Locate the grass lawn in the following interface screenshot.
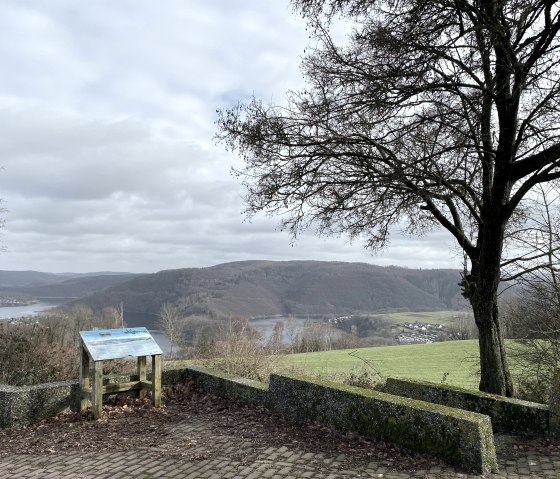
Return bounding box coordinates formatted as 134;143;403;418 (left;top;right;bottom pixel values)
288;340;483;389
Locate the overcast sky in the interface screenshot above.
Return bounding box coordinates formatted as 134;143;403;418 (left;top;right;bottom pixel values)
0;0;459;274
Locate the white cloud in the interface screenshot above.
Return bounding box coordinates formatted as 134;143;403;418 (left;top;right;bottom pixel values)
0;0;462;273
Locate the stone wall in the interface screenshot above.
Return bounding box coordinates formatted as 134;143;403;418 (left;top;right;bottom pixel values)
381;377;550;434
0;369;188;428
187;366;498;474
0;380;80;428
0;366;502;473
270;374;497;474
185;365;268;406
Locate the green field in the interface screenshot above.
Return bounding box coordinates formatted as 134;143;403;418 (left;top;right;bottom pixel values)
288;340;484;389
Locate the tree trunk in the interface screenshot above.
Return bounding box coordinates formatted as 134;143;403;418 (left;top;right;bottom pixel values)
463;214;515;397
471;290;514;396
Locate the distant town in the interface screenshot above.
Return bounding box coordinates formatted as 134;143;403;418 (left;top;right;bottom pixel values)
330;315;450;345
396;321;446;344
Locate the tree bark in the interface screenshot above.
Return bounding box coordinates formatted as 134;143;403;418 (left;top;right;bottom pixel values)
471;290;514;396
465;215;515;396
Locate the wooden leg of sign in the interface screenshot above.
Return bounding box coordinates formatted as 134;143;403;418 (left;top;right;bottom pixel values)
79;346;90;411
92;361;103;420
137;355;147;399
152;354;162;407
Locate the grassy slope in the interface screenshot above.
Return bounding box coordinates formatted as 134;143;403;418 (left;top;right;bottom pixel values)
288;340;483;389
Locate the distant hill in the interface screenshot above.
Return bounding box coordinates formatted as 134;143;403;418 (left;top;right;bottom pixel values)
0;270;67;288
0;272;138;299
70;261;466;327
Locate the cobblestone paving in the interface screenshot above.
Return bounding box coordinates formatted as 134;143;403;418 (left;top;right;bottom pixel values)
1;415;559;478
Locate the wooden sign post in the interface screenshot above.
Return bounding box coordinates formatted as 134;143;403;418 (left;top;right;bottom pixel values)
79;327;163;419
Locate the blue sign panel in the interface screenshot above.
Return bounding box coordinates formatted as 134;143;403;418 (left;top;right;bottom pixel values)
80;327;163;361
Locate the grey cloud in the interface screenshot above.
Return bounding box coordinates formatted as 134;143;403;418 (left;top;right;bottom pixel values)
0;1;461;273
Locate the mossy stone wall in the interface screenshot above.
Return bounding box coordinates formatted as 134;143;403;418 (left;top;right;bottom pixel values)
0;380;80;428
267;373;497;475
382;377;549;434
186;365;269;406
548;369;560;435
1;366;500;473
0;368;188;428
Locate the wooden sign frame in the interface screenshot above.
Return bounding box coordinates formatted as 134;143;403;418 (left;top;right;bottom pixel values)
79;327;163;419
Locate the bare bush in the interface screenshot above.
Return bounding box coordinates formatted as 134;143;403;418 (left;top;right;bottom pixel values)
342;367;383;390
158;302;185;358
291;320;339;353
0;304;127;386
447;316;479;341
266;320;286;354
204;316;283;382
177;315;220;359
501;283;560;402
341;350;384;390
0;321;79;386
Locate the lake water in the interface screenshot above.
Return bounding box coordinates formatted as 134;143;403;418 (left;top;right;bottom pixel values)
249;316;308;343
0;301;62;319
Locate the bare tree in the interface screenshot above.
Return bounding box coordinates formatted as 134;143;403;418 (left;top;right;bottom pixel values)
217;1;560;395
158;302;184;357
292;320;337;352
267;319;286;353
503;184;560;290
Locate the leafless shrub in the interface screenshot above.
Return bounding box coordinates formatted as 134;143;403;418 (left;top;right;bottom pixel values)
340;350;384;390
0;321;79;386
202;316;284;382
158;302;185;358
266;320;286;354
342;367;383;390
0;304;128;386
447;316;479;341
291;320;339;353
501;282;560;402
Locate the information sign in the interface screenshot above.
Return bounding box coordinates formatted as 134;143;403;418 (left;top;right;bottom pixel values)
80;327;163;361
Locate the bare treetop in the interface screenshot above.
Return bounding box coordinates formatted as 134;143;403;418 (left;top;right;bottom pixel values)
217;1;560;395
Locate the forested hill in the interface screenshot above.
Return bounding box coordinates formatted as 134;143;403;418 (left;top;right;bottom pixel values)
0;272;138;298
73;261;465;320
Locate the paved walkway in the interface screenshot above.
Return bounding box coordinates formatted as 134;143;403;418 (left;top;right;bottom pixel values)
1;382;559;478
2;418;560;478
